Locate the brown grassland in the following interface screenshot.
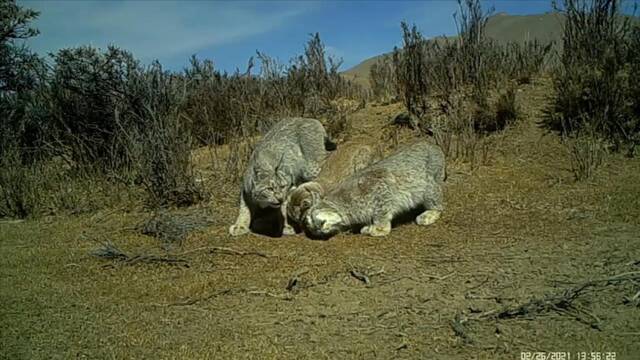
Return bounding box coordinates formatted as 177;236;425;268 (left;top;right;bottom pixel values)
2;77;640;359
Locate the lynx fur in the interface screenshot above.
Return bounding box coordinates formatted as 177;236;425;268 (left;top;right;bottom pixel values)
287;142;376;227
303;140;445;238
229;118;336;236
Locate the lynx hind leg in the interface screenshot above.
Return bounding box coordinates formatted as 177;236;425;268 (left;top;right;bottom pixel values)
229;192;251;236
361;213;393;237
416;182;443;226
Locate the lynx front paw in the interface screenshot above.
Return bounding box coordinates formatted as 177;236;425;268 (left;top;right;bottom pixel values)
416;210;441;226
361;224;391;237
282;224;296;236
229;223;250;236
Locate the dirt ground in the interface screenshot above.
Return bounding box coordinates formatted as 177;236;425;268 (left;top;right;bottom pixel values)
2;78;639;359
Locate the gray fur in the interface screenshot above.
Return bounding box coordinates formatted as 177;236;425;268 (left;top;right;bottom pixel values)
303;140;445;238
286;142;376;227
229;118;334;236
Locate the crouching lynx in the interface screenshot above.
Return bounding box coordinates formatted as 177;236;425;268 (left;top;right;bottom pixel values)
303;141;445;238
229;118;336;236
287;142;376;229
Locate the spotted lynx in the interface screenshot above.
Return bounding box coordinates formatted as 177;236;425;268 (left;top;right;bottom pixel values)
286;142;376;229
229;118;336;236
303;141;445;238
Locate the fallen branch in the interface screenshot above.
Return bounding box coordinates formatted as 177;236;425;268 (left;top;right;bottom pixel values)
91;240;189;268
350;269;370;285
472;271;640;329
349;267;385;285
177;246;271;258
248;290;293;300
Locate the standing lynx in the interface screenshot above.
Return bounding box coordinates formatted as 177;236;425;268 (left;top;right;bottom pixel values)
303;140;445;238
229;118;336;236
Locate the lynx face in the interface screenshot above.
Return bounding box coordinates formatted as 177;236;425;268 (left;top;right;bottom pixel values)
286;182;324;224
303;203;343;238
253;169;291;209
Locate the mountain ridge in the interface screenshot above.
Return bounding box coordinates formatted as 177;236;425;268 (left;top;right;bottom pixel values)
341;12;565;87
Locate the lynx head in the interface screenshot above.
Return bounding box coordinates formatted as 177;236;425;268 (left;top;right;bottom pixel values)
303;201;344;239
286;182;324;223
252;155;292;209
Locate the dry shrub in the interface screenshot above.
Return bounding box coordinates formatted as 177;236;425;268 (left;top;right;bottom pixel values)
369;56;396;103
383;0;539;168
0;146;41;218
568;130;607;181
475;85;521;133
546;0;638;151
393;22;430;120
432;96;493;169
133;107;207;208
1;1;369;217
0;144;131;218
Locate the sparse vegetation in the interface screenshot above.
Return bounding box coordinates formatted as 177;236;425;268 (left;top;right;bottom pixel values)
392;22;431;120
544;0;639;179
369;55;395;103
0;1;366;215
377;0;547;165
568;128;608;181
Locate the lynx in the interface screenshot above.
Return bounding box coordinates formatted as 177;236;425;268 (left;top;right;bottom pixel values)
303;141;445;238
286;142;376;228
229;118;336;236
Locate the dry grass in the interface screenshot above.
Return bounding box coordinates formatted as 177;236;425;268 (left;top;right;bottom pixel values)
2;77;640;359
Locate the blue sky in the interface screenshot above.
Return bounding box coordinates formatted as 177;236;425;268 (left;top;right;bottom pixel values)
21;1;555;73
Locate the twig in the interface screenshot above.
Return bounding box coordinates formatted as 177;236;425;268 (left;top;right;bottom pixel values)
91;239;188;267
450;313;473;344
423;271;456;281
465;293;515;301
177;246;271;258
350;269;370;285
471;271;640;328
287;268;310;291
248;290;293;300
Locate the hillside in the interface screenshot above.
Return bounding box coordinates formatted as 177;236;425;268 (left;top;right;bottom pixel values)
342;12;565;87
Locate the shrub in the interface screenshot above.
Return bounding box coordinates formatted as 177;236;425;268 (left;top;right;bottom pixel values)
0;0;49;161
546;0;638;150
370;56;396;103
136;108;207;207
0;145;40;218
500;40;553;84
487;85;520;132
48;46;142;165
568;129;607;181
393;22;430;119
1;1;368;215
